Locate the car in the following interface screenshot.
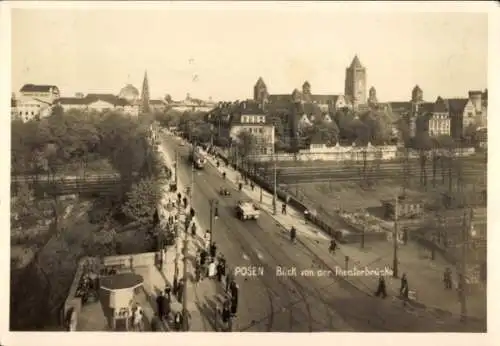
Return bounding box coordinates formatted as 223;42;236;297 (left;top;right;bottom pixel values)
220;187;231;196
235;200;260;220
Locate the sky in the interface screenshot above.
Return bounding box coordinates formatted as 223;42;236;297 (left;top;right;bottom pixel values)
10;3;488;102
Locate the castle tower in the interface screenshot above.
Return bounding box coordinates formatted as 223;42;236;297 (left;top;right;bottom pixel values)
411;85;423;104
344;55;367;108
368;86;378;104
302;81;311;102
141;70;150;114
253;77;269;103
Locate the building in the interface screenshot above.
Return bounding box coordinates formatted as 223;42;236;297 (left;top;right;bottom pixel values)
11;97;19;120
13;84;61;122
253;55;366;113
344;55;367;108
427;97;451;136
19;84;60;104
15;95;53;122
149;99;168;112
58;94;89;112
56;92;140;116
448;98;475;139
229;101;275;155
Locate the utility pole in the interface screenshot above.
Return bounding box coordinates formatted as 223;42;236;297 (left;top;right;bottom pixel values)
173;193;182;295
175;150;179;191
190;161;195;201
459;207;472;323
182;221;189;331
393;195;399;278
209;199;217;246
272;152;277;215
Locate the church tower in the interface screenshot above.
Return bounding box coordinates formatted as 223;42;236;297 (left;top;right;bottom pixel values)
368;86;378;104
344;55;367;109
253;77;269;103
141;70;150;114
302;81;311;102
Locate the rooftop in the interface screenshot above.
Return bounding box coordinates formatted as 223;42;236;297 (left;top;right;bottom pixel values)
20;84;59;93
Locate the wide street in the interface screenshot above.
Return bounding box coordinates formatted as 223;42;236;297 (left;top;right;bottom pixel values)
160;134;473;332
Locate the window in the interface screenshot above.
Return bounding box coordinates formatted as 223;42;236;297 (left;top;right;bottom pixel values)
259;128;263;134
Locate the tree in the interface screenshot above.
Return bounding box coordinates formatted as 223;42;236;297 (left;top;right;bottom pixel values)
11;183;41;229
236;130;258;170
122;178;162;225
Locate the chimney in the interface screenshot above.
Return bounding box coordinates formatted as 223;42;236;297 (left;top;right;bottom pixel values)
468;90;482;113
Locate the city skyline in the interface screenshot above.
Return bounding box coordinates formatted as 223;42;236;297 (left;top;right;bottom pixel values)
11;4;488;102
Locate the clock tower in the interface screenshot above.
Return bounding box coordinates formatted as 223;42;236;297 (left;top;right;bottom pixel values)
344;55;367;108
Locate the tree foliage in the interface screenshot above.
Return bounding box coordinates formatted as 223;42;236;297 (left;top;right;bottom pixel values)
11;109;156;181
122;178;162;225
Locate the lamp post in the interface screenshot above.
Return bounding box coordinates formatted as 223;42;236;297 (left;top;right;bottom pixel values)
393;195;399;278
209;199;218;246
272;152;277;215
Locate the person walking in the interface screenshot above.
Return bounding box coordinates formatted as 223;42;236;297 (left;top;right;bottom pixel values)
216;261;223;282
151;313;162;331
156;292;165;321
132;304;144;331
290;226;296;243
444;268;453;290
225;267;234;293
210;242;217;259
177;278;184;303
250;181;255;191
208;260;216;279
282;203;287;215
400;273;409;300
174;311;183;331
329;239;337;254
182;196;188;209
375;276;387;298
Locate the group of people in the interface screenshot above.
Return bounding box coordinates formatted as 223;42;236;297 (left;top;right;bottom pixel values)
153;284;189;331
374;273;410;301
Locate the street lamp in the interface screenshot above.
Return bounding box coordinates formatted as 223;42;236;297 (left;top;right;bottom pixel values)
272;151;277;215
209;199;219;246
392;195;399;278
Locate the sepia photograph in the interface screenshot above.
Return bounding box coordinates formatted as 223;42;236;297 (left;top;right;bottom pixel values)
3;1;495;341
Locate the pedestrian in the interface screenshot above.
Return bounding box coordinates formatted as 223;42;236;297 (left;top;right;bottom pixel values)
216;160;220;168
290;226;296;243
177;192;182;204
156;291;165;320
210;242;217;259
329;239;337;254
221;302;232;332
400;273;409;300
238;182;243;191
444;268;453;290
208;260;216;279
204;229;211;247
191;222;197;236
174;311;183;331
151;313;162;331
183;196;188;209
230;289;239;316
304;209;309;224
177;278;184;303
163;290;171;320
222;171;226;180
375;276;387;298
165;285;172;300
195;261;201;282
216;262;223;282
225;267;233;292
282;203;287;215
132;304;144;331
250;181;255;191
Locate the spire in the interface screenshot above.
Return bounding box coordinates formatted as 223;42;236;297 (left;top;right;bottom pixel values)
255;77;266;87
141;70;150;114
350;55;363;69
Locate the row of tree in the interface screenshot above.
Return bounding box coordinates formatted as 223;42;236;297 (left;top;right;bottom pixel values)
12;106;164;226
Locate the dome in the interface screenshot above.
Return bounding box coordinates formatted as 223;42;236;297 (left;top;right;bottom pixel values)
119;84;140;102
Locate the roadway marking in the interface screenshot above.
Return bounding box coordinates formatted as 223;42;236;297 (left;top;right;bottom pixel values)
256;251;264;260
242;253;250;261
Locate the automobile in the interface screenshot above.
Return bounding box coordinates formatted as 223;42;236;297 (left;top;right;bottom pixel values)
235;200;260;220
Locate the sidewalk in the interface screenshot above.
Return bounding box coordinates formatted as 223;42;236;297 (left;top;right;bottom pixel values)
204;149;486;322
147;144;221;331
